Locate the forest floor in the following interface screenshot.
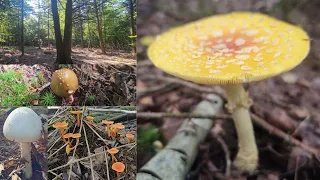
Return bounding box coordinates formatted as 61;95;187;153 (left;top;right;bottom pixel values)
47;106;137;180
0;107;47;180
0;47;136;106
137;0;320;179
0;46;136;66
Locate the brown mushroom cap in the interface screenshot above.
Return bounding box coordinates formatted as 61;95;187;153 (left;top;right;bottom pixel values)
107;147;119;154
50;68;79;97
112;162;125;173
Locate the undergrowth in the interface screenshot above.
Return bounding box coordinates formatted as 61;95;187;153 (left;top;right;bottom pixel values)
0;70;55;106
0;70;37;106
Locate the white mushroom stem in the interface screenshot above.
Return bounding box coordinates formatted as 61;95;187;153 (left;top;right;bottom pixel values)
21;142;32;179
224;84;258;173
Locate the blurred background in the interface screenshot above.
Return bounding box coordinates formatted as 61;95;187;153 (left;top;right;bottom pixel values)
137;0;320;179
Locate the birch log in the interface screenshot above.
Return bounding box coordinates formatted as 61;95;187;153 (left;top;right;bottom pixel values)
137;94;224;180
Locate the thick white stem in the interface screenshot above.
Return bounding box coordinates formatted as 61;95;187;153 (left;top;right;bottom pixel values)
224;84;258;173
21;142;32;179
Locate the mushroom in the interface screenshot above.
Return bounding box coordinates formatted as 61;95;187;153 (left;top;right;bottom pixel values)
86;116;94;124
102;120;114;137
71;133;81;147
70;110;82;126
126;133;134;144
147;12;310;173
64;133;81;155
63;133;74;146
110;123;125;138
50;68;78;104
112;162;125;180
53;121;68;142
107;147;119;164
3;107;43;179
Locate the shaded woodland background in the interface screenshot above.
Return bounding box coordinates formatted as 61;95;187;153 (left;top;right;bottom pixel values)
137;0;320;179
0;0;136;64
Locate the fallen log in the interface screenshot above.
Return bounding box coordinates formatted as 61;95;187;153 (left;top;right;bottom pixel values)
136;94;224;180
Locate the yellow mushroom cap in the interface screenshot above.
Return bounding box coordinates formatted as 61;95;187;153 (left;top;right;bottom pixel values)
50;68;79;97
53;121;68;129
148;12;310;84
112;162;125;173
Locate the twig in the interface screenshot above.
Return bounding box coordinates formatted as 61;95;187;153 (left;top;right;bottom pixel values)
139;75;225;97
37;82;50;93
83;120;95;180
48;143;132;173
251;114;320;157
104;147;110;180
137;112;231;120
137;83;179;99
86;108;136;114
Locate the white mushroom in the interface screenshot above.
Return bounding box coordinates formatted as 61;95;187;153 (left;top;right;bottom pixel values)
3;107;43;179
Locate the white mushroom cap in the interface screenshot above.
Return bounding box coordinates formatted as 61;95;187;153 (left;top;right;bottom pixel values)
3;107;42;143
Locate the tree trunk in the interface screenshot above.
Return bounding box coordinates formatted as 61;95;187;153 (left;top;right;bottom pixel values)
62;0;73;63
51;0;73;64
93;0;106;54
51;0;63;63
128;0;136;53
47;7;50;49
20;0;24;55
37;0;41;49
79;6;84;48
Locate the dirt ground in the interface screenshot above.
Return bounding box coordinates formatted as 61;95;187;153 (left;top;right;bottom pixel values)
47;106;137;180
0;47;136;66
0;107;48;180
137;0;320;179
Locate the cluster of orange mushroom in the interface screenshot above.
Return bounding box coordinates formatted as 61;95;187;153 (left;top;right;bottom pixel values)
101;120;135;179
53;110;134;179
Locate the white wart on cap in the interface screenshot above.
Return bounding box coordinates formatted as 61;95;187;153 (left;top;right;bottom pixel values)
3;107;42;142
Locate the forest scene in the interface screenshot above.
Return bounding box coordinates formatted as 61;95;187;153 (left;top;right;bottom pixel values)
137;0;320;180
0;0;136;64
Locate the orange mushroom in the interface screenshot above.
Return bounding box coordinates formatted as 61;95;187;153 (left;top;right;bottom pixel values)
53;121;68;142
107;148;119;164
70;110;82;126
102;120;114;137
66;144;73;155
63;133;74;146
126;133;134;144
71;133;81;147
86;116;94;124
111;123;125;137
112;162;125;180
